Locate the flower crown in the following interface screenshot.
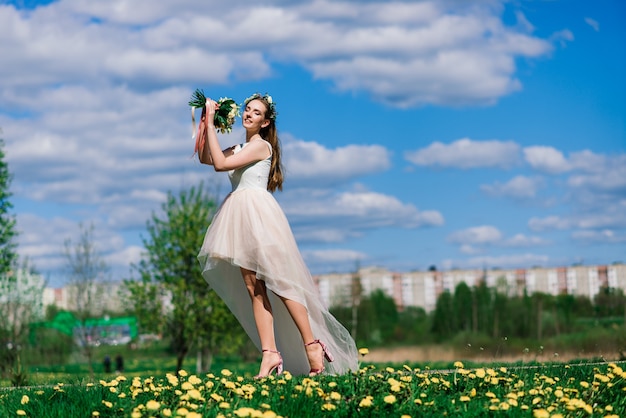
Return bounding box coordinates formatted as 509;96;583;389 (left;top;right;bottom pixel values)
243;93;277;122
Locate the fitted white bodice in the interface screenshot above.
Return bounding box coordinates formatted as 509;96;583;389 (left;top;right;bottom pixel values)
228;140;272;192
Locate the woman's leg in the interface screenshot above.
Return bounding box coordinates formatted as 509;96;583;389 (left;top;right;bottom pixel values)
279;297;324;372
240;267;281;376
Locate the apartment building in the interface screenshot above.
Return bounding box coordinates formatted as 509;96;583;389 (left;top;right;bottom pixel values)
313;263;626;313
37;264;626;315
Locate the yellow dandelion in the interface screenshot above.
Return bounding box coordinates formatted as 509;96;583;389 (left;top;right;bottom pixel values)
188;375;202;385
234;408;251;417
187;413;202;418
181;381;194;390
580;381;590;388
262;411;277;418
459;396;470;402
453;361;464;368
211;393;225;402
109;387;117;393
131;412;141;418
146;400;160;411
384;394;397;404
359;348;369;356
533;409;549;418
166;373;179;386
16;411;26;416
20;395;29;405
102;400;113;408
92;412;100;417
188;389;203;400
475;368;486;378
179;369;188;377
219;402;231;409
330;391;341;401
163;408;172;417
470;388;476;397
176;408;190;416
221;369;233;377
359;396;373;407
322;403;336;411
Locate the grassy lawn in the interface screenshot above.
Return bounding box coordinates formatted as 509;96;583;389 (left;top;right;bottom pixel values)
1;351;624;417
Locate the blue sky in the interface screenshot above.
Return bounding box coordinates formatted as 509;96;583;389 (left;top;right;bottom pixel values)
0;0;624;287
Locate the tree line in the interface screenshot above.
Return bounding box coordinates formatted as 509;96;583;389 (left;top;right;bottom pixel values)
331;279;626;354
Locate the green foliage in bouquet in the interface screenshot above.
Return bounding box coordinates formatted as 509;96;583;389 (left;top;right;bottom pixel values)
189;89;240;134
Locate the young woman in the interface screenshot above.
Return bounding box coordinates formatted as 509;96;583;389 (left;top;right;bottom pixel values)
197;93;358;377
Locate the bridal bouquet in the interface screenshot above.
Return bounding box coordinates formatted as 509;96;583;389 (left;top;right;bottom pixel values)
189;89;240;134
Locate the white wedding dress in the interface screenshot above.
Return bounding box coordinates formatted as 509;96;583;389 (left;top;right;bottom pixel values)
198;139;358;375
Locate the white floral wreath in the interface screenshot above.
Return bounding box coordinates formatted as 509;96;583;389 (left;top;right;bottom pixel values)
243;93;277;122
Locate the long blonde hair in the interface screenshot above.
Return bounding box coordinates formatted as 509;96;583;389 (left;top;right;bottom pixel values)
255;97;283;192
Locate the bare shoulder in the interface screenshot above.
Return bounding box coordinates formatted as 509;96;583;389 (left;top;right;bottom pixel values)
250;137;272;155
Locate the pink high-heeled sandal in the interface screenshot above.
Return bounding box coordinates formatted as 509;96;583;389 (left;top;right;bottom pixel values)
254;349;283;379
305;339;334;376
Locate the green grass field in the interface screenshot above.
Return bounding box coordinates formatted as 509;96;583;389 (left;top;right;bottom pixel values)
1;353;624;418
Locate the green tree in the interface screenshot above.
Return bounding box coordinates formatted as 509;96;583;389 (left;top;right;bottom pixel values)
0;138;17;276
125;183;246;373
473;282;493;334
63;223;110;377
0;137;28;379
431;290;456;340
453;282;472;332
0;259;45;380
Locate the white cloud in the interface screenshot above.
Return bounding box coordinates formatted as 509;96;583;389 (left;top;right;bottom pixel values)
303;249;366;264
481;175;544;199
405;138;521;169
448;225;503;245
450;227;549;250
302;248;368;274
0;0;558;107
523;146;570;174
568;154;626;194
584;17;600;32
283;188;444;243
464;253;550;269
529;209;626;232
282;136;391;186
15;213;133;282
571;229;625;244
528;215;570;231
504;234;549;247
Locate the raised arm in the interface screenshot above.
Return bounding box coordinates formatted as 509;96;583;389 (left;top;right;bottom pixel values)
201;98;271;171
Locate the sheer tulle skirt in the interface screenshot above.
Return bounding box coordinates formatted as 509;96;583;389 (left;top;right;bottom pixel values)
198;188;358;375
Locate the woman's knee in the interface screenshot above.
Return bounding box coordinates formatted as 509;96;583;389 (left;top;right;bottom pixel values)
241;268;261;295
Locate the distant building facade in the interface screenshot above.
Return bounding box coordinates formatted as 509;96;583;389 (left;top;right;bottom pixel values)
313;263;626;313
41;264;626;315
